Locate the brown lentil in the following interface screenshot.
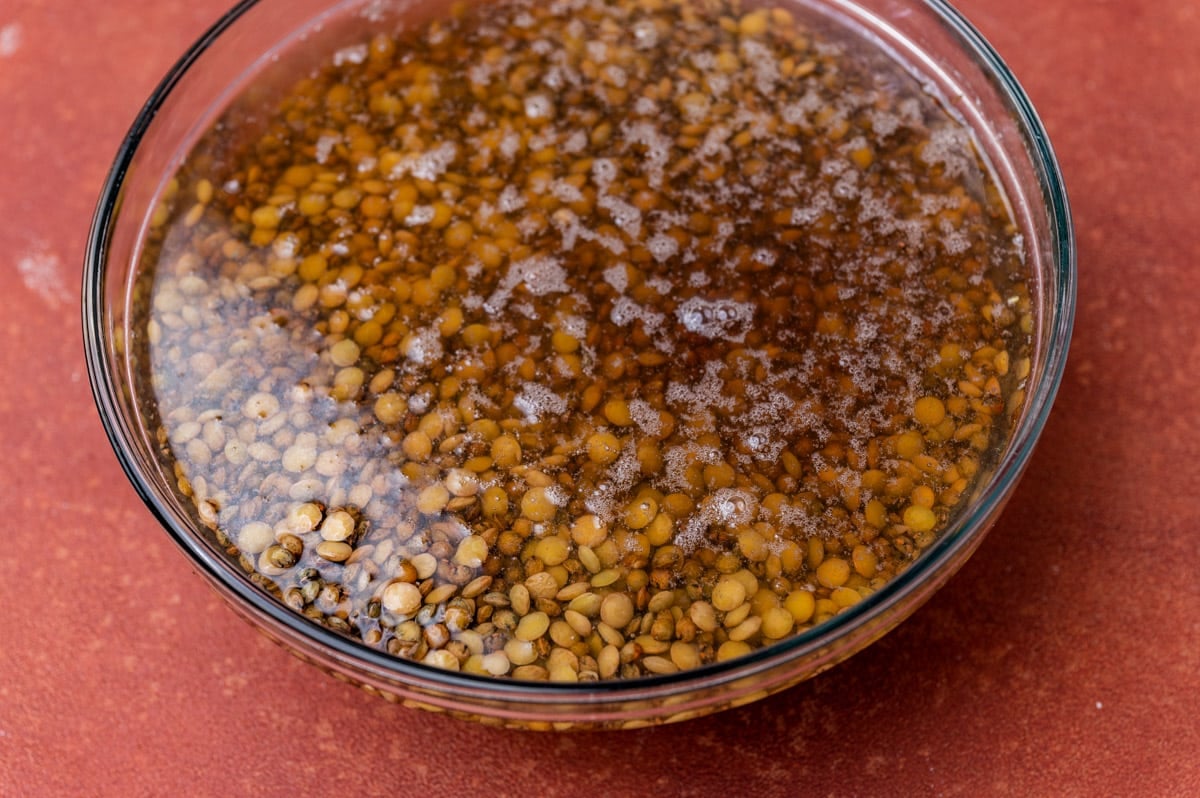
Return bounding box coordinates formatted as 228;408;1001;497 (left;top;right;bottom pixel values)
137;0;1034;682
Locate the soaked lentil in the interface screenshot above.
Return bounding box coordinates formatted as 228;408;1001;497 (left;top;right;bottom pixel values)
138;0;1035;681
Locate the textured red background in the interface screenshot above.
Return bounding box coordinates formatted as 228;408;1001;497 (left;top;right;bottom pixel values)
2;0;1198;795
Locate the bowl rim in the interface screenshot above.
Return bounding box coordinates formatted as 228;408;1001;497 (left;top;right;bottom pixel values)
83;0;1076;705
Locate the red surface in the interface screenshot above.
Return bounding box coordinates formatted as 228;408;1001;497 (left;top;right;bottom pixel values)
2;1;1198;795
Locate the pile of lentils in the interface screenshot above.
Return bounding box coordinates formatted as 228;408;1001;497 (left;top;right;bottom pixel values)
140;0;1034;681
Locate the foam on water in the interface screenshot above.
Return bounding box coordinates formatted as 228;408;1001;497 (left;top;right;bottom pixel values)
314;134;338;164
405;205;435;225
619;120;671;189
604;64;628;88
610;296;666;336
644;276;672;294
484;255;570;313
591;158;618;187
403;327;443;366
602;263;628;293
551;179;585;204
627;399;663;437
666;360;737;416
739;38;780;96
499;131;522;160
921;124;972;178
585;440;643;519
675;296;755;341
647;233;679;263
597;194;642;239
561;129;587;154
661;443;722;494
513;382;569;422
633;96;658;116
332;43;368;65
498;185;526;213
938;216;972;255
384;142;459;182
675;487;759;552
524;93;555;123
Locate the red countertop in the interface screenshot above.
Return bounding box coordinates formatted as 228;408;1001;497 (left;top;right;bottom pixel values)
1;1;1198;795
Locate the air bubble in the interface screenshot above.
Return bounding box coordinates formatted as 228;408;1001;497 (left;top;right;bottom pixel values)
632;19;659;49
524;93;555;122
647;233;679;263
333;43;368;65
403;327;443;366
405;205;435;225
598;194;642;238
498;185;526;213
485;256;570;313
603;264;628;293
513;383;569;422
675;297;755;340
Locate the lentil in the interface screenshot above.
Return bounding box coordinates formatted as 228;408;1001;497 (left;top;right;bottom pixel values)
138;0;1034;682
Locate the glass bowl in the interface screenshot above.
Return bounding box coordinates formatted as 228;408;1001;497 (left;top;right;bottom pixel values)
83;0;1074;729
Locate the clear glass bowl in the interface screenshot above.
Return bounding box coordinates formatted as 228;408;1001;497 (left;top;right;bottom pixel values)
83;0;1074;729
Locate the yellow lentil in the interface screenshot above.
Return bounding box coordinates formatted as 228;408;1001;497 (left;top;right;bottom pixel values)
903;504;938;533
711;577;747;613
816;558;851;589
785;590;816;624
914;396;947;426
521;487;559;522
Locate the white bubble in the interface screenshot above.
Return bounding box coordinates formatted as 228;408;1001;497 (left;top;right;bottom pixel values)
782;90;824;125
404;327;443;366
610;296;665;335
620;121;671;189
604;64;628;88
404;205;434;226
632;19;659;50
314;134;338;164
407;392;431;414
513;383;568;423
628;399;663;437
592;158;617;187
524;93;555;122
558;314;588;338
633;97;658;116
647;233;679;263
921;124;972;178
603;264;629;293
938;216;972;254
675;296;755;340
333;43;368;65
562;129;588;154
498;185;526;213
660;443;722;494
485;255;570;312
385;142;458;182
752;247;777;267
597;194;642;238
665;360;736;417
500;131;521;160
584;440;642;520
551;179;584;204
645;276;672;294
739;39;780;96
870;109;901;137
